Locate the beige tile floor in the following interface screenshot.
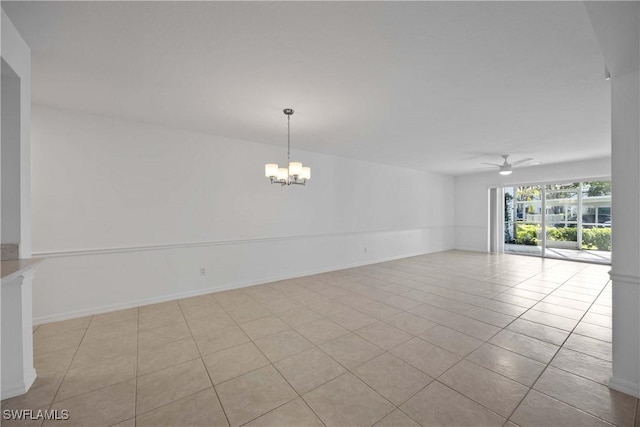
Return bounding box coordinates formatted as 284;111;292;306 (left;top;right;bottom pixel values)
3;250;638;427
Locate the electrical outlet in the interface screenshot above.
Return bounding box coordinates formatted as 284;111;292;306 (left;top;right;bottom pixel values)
200;268;206;276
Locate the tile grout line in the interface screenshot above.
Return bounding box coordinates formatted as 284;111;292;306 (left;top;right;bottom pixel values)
342;348;436;422
254;293;347;426
290;260;562;424
385;266;604;426
18;252;618;427
235;290;400;426
242;293;361;427
318;283;495;425
216;293;309;427
503;277;614;426
177;298;232;427
31;327;90;358
34;316;144;425
437;379;507;422
491;269;583;338
488;267;598;420
45;315;94;416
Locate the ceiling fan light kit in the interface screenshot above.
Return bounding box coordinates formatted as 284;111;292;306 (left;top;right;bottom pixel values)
482;154;534;176
265;108;311;186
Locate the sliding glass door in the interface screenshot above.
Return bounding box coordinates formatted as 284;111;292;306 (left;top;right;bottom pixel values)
503;181;611;264
504;185;543;256
581;181;612;259
544;183;580;253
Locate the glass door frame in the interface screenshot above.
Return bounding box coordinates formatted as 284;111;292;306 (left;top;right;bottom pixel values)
494;176;612;263
541;186;546;258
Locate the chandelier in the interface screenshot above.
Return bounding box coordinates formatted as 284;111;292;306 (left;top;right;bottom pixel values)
265;108;311;186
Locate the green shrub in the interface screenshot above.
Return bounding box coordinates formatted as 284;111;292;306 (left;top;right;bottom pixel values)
513;223;611;251
515;224;540;246
582;228;612;251
547;227;577;242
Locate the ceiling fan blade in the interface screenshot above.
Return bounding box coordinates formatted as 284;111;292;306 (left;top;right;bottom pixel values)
511;158;534;166
480;163;501;167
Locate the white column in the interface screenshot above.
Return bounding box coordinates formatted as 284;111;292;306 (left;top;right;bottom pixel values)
488;188;501;253
584;0;640;399
608;68;640;398
1;269;37;399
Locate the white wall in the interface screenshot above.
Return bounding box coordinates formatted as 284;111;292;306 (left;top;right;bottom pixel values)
31;105;455;322
1;9;32;257
1;61;21;245
454;157;611;252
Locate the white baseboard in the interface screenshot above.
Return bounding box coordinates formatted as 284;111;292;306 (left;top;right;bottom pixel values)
33;250;435;325
1;368;36;400
609;375;640;398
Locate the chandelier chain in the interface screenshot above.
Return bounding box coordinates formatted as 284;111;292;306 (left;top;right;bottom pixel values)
287;114;291;165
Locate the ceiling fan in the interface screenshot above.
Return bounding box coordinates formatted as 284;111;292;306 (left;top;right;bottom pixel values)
481;155;534;176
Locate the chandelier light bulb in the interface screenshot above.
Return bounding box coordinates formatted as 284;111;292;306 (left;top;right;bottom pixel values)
300;167;311;180
265;163;278;178
289;162;303;176
277;167;288;181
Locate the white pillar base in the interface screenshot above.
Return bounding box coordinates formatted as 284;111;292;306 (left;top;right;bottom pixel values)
1;269;37;399
609;376;640;399
1;368;36;400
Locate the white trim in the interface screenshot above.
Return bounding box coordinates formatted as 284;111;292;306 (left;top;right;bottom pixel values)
32;250;430;325
1;265;38;285
31;226;454;258
485;174;612;190
1;368;36;400
609;272;640;285
541;185;546;258
609;376;640;398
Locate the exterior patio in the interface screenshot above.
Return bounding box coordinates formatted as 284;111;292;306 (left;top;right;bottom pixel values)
505;244;611;264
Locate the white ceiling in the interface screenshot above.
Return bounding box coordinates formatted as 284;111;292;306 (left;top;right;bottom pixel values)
3;1;610;175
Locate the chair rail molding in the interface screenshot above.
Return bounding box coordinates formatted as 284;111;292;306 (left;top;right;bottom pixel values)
31;225;455;258
609;271;640;286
